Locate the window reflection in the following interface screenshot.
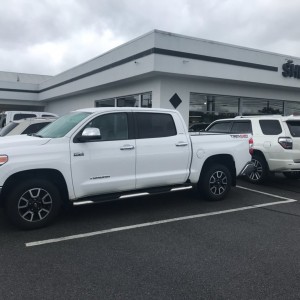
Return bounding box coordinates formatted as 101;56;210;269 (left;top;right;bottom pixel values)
285;101;300;116
95;92;152;108
189;92;300;126
242;99;283;115
189;93;238;125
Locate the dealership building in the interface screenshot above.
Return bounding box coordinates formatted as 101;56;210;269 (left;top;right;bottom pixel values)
1;29;300;126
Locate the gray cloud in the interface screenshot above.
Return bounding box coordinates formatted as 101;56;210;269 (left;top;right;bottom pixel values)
1;0;300;75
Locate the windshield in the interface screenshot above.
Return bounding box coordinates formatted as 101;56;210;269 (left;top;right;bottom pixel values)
37;112;91;138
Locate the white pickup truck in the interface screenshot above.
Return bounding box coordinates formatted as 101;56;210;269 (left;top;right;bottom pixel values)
0;108;253;229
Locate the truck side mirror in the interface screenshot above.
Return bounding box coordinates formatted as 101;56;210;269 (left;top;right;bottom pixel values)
78;127;101;142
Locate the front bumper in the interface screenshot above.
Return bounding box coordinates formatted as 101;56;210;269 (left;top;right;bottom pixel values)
239;161;255;176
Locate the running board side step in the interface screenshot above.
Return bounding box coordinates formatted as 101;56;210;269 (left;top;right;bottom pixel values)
73;185;193;206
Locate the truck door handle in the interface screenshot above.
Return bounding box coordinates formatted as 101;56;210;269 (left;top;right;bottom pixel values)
176;142;188;147
120;144;135;150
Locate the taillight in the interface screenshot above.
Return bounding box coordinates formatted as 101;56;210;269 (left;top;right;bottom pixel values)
249;137;254;155
0;155;8;165
278;137;293;149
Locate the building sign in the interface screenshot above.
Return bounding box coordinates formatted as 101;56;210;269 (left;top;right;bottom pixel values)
282;60;300;78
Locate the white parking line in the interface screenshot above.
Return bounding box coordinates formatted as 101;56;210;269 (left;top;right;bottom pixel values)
236;185;297;201
26;186;297;247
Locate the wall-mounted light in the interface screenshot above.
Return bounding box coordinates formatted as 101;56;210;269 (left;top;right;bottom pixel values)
182;59;189;63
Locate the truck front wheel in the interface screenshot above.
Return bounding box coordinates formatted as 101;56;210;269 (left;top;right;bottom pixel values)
199;164;232;201
5;179;62;229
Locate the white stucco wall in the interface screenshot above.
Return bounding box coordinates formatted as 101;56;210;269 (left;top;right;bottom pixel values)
45;77;162;116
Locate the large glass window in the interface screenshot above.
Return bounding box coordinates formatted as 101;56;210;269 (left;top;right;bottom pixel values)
95;99;115;107
117;95;139;107
141;92;152;108
242;99;283;115
135;113;177;139
189;93;238;126
95;92;152;108
285;101;300;116
189;92;300;125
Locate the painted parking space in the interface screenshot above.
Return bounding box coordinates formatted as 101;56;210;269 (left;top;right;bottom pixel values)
1;177;300;300
25;184;298;247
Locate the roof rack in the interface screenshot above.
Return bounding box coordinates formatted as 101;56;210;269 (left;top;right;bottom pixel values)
234;115;283;119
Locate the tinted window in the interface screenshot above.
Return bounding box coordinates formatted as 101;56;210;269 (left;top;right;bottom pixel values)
14;114;37;120
41;114;55;117
189;123;210;132
136;113;176;139
22;122;51;135
286;121;300;137
85;113;128;141
259;120;282;135
231;121;252;133
206;122;232;133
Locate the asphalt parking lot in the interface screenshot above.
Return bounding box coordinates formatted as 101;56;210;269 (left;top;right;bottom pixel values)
0;175;299;300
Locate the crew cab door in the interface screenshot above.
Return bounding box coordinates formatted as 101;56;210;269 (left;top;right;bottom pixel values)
134;112;191;189
70;112;136;198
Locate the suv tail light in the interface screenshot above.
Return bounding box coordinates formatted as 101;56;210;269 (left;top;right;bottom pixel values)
278;137;293;149
249;137;254;155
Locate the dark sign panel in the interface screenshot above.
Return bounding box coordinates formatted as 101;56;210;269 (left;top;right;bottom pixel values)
282;60;300;78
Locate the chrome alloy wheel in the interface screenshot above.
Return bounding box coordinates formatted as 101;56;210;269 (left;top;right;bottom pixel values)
248;158;263;181
18;188;53;222
209;170;228;196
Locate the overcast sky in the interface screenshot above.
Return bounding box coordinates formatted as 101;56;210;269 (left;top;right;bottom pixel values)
1;0;300;75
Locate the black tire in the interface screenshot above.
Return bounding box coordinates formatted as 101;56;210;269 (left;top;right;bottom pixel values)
283;171;300;180
199;164;232;201
247;154;268;184
5;179;62;229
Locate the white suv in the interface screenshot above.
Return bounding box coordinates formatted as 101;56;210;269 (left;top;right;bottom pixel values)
206;115;300;183
0;117;56;137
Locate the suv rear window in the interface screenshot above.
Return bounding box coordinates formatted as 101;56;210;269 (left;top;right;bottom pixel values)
259;120;282;135
286;121;300;137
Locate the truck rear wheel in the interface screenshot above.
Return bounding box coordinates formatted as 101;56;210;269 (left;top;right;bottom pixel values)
5;179;62;229
200;164;232;201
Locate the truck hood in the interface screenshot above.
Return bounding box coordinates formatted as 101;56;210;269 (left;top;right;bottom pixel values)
0;135;51;148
